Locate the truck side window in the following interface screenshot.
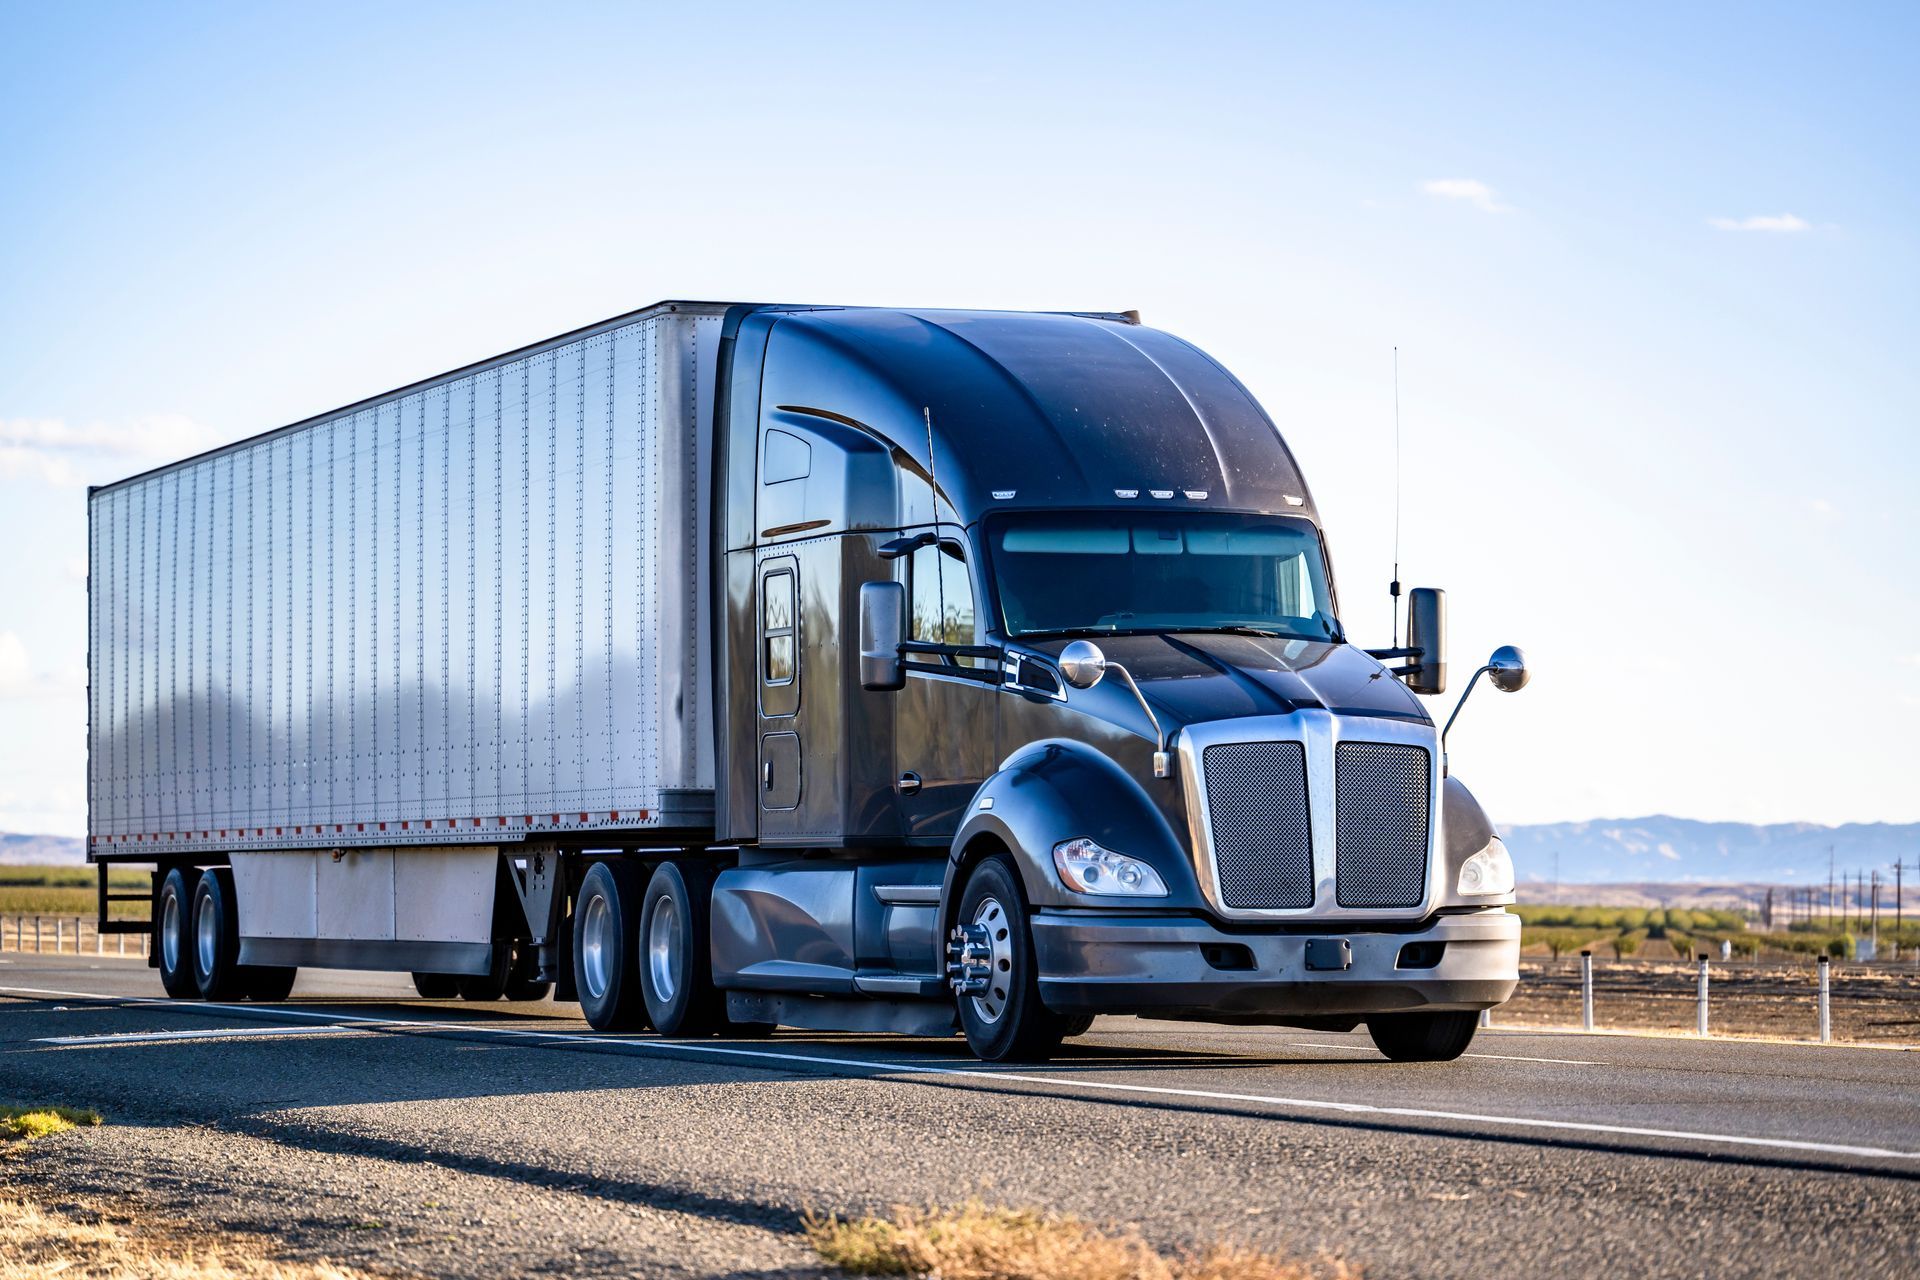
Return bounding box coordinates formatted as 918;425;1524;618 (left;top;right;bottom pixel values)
909;541;981;669
764;569;796;685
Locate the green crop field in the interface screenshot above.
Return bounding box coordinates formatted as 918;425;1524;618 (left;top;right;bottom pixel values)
1514;902;1917;961
0;866;151;919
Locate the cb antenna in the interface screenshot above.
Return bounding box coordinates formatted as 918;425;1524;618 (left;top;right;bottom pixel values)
1390;347;1403;647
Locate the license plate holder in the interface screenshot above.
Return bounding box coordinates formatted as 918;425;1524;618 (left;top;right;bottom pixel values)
1304;938;1352;971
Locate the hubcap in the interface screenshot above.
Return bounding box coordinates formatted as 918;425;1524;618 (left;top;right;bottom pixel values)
579;892;613;1001
195;889;217;977
648;895;680;1002
161;892;180;972
967;897;1015;1025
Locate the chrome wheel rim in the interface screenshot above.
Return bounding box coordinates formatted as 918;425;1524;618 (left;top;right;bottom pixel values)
648;895;680;1002
969;897;1014;1025
195;890;216;977
161;892;180;972
579;892;613;1001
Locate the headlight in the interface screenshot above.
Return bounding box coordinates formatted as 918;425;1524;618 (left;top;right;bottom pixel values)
1456;838;1515;896
1052;837;1169;897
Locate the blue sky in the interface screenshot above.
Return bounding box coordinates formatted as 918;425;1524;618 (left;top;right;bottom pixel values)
2;2;1915;836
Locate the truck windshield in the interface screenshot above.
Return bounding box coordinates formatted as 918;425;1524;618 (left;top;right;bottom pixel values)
986;511;1340;641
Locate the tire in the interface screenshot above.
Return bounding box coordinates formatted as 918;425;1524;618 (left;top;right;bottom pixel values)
954;856;1067;1063
244;966;298;1002
1059;1013;1096;1039
411;972;461;999
1367;1010;1480;1062
638;861;728;1037
573;861;650;1032
503;942;551;1002
155;867;199;999
190;868;248;1001
457;940;511;1001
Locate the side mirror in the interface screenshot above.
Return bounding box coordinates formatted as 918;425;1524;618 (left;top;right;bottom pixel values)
1058;639;1108;689
858;581;906;691
1404;587;1447;695
1487;644;1529;693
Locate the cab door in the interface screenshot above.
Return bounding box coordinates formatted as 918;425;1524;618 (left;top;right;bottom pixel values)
895;532;998;841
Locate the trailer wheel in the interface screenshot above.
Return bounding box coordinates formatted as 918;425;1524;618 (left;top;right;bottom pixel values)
1366;1010;1479;1062
190;869;248;1001
244;966;298;1002
954;856;1067;1063
639;861;729;1037
155;868;199;999
1059;1013;1096;1039
573;861;650;1032
411;972;461;999
457;941;512;1001
503;942;551;1002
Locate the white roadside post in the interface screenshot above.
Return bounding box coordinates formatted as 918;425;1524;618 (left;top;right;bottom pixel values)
1581;949;1595;1031
1818;954;1832;1043
55;917;64;953
1696;953;1710;1036
35;916;43;953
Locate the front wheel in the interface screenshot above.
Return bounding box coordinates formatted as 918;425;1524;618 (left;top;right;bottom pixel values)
953;856;1067;1063
1367;1010;1480;1062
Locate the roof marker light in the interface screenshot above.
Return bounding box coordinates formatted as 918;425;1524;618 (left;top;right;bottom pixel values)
1183;489;1208;500
1114;488;1139;499
991;489;1016;500
1149;489;1174;499
1283;494;1304;506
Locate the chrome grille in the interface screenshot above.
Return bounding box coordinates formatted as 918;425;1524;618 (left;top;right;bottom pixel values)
1335;742;1430;908
1202;741;1313;910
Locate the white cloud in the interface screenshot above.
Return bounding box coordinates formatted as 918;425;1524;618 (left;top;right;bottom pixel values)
0;632;31;697
0;631;86;700
1421;178;1511;214
1898;653;1920;668
0;414;225;488
1707;213;1812;233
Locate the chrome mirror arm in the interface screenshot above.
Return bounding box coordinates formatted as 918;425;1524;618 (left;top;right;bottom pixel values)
1104;661;1171;779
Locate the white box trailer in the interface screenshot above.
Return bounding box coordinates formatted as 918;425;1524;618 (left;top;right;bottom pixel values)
88;302;724;979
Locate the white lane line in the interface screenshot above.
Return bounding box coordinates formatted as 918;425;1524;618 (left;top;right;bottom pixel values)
1280;1040;1607;1066
4;984;1913;1163
36;1025;362;1046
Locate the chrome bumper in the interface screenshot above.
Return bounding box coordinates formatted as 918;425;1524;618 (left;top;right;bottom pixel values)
1030;907;1519;1022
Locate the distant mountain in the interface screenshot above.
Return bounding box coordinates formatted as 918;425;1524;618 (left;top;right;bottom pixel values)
1501;817;1920;885
0;832;86;865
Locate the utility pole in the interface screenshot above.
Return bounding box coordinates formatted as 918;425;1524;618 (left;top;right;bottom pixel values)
1871;868;1880;956
1897;859;1904;936
1828;846;1835;929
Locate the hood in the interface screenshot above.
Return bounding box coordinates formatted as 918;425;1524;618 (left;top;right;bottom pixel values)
1032;634;1431;729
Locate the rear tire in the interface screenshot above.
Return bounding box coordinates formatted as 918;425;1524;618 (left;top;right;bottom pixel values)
573;861;650;1032
155;868;199;999
638;861;728;1037
411;972;461;999
244;966;298;1002
503;942;551;1002
457;941;511;1001
1367;1010;1480;1062
954;856;1067;1063
190;868;247;1001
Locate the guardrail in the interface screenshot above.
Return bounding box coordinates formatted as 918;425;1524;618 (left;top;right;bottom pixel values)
0;915;148;957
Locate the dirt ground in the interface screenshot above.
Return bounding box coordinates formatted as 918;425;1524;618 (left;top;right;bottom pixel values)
1498;955;1920;1045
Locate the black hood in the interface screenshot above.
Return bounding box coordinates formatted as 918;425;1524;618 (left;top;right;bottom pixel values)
1032;634;1431;729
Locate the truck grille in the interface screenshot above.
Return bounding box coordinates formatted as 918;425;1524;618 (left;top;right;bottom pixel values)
1202;742;1313;910
1334;742;1431;908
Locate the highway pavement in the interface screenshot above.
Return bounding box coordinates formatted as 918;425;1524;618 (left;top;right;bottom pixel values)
3;951;1916;1278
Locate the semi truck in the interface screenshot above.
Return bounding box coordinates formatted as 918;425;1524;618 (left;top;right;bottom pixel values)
85;300;1528;1062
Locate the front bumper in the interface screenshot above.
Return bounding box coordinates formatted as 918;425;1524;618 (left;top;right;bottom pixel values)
1031;907;1519;1022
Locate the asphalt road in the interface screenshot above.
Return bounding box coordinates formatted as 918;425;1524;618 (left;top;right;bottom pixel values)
3;952;1917;1279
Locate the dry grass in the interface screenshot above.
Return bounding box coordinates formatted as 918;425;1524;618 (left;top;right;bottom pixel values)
804;1202;1355;1280
0;1104;102;1141
0;1198;373;1279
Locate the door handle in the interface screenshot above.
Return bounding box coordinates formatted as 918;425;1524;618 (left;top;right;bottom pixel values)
763;761;773;791
896;771;923;796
